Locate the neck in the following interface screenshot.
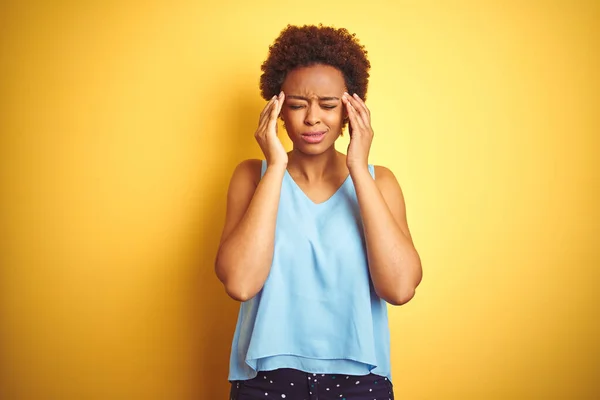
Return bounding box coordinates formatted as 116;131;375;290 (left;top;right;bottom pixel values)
287;146;345;182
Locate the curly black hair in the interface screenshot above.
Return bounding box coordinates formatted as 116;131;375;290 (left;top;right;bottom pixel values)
260;24;371;101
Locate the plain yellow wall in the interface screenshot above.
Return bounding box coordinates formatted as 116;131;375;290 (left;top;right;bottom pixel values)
1;0;598;399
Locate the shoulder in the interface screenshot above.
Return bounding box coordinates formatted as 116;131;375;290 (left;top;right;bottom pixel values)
373;165;399;186
373;164;406;200
373;165;411;232
229;159;263;188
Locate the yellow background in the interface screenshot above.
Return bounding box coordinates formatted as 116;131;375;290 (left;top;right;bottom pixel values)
1;0;598;399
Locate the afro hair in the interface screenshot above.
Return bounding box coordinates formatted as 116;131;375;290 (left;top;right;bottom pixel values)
260;24;371;101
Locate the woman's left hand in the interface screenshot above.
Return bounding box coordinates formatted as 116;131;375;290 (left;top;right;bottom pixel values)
342;92;374;172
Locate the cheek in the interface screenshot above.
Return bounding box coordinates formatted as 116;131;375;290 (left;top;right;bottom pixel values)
281;109;298;122
327;110;344;126
280;111;299;132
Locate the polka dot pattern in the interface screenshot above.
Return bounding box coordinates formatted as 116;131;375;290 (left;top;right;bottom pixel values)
229;368;394;400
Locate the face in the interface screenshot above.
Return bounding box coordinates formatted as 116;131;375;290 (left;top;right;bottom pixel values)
280;64;347;155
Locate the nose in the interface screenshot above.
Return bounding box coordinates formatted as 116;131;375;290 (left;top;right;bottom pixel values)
304;103;320;126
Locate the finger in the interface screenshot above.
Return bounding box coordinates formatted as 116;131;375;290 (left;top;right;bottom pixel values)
256;106;275;138
352;93;371;118
262;91;284;126
258;97;277;131
259;95;277;122
266;92;285;133
345;93;370;125
266;98;280;132
344;93;369;127
344;98;366;134
259;96;274;119
350;102;368;131
344;95;365;127
276;91;285;115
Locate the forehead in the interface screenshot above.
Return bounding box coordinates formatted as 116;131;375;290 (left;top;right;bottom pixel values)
282;64;346;95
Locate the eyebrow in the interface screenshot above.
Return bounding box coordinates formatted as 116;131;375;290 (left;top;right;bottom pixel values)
286;95;340;101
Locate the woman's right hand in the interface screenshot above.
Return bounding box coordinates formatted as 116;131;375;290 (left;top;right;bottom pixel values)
255;91;287;167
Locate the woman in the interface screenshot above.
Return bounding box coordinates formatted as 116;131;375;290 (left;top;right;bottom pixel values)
215;24;422;400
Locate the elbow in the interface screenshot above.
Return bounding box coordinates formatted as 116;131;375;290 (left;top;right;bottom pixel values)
224;285;254;302
384;287;416;306
214;258;258;302
221;277;264;302
382;273;422;306
223;279;262;302
215;256;264;303
217;271;256;302
380;259;422;306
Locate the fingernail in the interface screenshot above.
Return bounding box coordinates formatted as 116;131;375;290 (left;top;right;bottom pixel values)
353;93;358;98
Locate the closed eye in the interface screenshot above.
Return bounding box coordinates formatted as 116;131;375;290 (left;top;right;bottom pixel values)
288;104;337;110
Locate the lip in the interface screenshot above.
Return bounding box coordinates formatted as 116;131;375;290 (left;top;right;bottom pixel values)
301;131;327;144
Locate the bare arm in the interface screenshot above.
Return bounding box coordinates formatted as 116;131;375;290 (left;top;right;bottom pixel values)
342;90;421;305
351;165;422;305
215;160;286;301
215;92;288;301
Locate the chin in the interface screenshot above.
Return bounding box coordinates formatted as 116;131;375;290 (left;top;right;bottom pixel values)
290;140;314;152
294;143;335;156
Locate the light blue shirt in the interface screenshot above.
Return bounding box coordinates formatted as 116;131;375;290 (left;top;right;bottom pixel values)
228;161;392;381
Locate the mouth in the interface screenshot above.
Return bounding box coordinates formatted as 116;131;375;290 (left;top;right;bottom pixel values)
301;131;327;144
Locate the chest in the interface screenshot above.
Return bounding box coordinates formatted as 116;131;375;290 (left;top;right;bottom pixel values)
271;175;369;282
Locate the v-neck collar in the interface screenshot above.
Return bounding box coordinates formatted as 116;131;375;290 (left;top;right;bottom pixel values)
284;169;351;206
